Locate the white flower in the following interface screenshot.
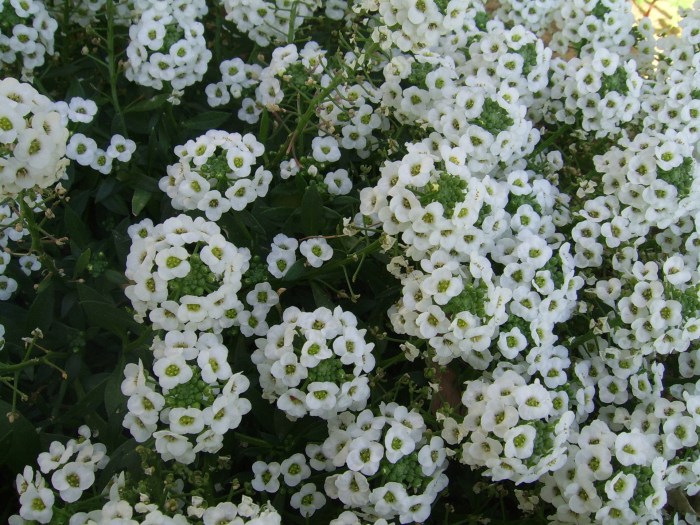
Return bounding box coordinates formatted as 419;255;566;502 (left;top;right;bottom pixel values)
604;472;637;501
67;97;97;123
312;136;341;163
197;343;232;384
614;430;654;466
503;425;536;459
280;453;311;487
126;389;164;425
19;485;54;524
168;407;205;434
300;238;333;268
153;430;195;464
663;415;698;450
107;134;137;162
345;437;384;475
384;424;415;463
325;168;352;195
370;482;409;518
418;436;446;476
36;441;72;474
66;133;97;166
306;382;340;415
251;461;281;493
18;254;40;276
152;355;192;389
513;382;553;420
290;482;326;517
332;471;371;507
50;461;95;503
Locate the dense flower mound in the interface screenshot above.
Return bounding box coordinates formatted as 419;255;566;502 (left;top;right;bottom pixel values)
6;0;700;524
252;306;375;419
124;214;251;332
251;404;448;523
0;0;57;77
122;357;251;464
320;404;448;523
445;370;575;484
159;130;271;218
363;143;577;368
0;77;69;197
124;0;211;92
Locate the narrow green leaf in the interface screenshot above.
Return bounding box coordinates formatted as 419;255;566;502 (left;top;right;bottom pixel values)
300;183;323;235
73;248;92;278
131;188;151;216
0;402;40;472
124;94;170;113
64;205;91;247
259;108;270;143
311;281;334;309
77;284;139;339
26;280;54;332
183;111;230;130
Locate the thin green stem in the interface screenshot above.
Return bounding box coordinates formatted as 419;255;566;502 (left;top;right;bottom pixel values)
272;74;346;168
301;238;383;281
106;0;128;136
234;432;273;448
529;123;573;159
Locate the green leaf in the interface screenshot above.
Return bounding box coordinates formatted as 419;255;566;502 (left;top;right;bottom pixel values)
76;284;139;340
259;108;270;143
61;373;108;421
101;194;130;216
183;111;230;130
95;178;119;203
64;204;91;247
300;183;323;235
73;248;92;278
131;188;151;216
0;402;40;472
104;367;125;425
26;280;54;332
280;259;306;282
124;94;170;113
311;280;334;309
95;438;140;490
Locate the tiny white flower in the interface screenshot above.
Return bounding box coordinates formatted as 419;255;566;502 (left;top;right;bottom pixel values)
300;238;333;268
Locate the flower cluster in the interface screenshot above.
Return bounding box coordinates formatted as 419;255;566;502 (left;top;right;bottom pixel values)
122;356;251;464
124;214;251;331
11;427;108;524
159;130;270;219
252;306;375;419
548;0;644;60
66;132;136;175
364;145;575;369
63;494;282;525
378;25;547;174
13;437;282;525
125;0;211;93
251;404;448;523
544;49;643;137
0;77;69;197
218;0;330;47
445;370;575;484
320;404;448;523
9;0;700;524
0;198;33;299
0;0;57;78
354;0;483;53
